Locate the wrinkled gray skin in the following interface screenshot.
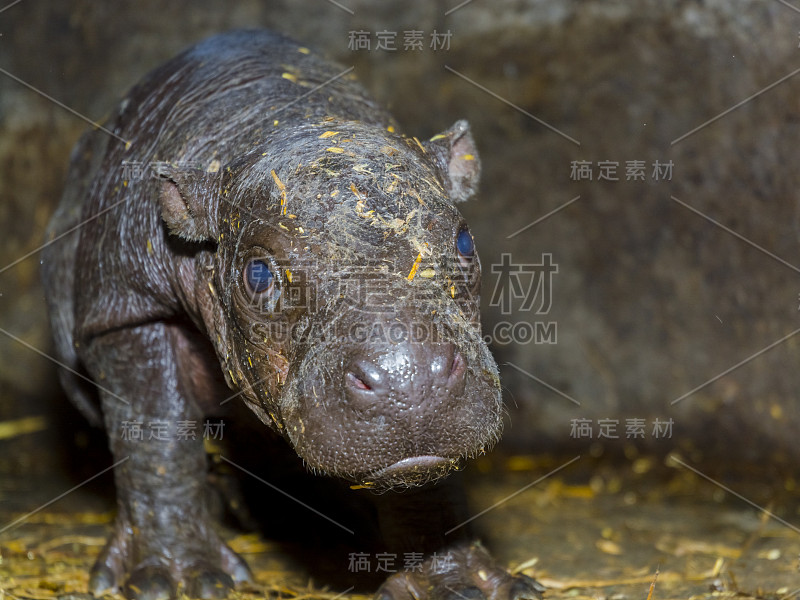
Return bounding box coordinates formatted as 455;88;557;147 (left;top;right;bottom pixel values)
42;30;543;600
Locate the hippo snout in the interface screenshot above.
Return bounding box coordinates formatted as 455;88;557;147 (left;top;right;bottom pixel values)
279;306;503;489
343;342;467;410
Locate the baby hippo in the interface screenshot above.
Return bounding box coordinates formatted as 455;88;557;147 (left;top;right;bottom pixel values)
42;29;543;600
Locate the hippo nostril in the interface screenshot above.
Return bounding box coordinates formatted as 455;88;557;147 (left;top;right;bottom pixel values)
345;370;372;392
345;358;386;395
447;352;467;388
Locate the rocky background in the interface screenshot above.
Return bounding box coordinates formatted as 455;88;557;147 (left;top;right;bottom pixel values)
1;0;799;484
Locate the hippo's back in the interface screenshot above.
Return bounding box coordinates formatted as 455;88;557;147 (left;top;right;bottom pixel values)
117;29;393;168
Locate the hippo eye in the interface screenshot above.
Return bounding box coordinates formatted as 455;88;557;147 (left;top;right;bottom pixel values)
456;227;474;268
244;258;275;299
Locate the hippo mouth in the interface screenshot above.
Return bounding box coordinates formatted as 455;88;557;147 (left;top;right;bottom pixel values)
366;455;461;489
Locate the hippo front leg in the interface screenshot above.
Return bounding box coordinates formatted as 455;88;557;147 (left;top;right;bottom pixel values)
373;480;544;600
83;323;250;600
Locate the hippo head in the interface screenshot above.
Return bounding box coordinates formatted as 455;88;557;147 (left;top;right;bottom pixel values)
157;119;502;490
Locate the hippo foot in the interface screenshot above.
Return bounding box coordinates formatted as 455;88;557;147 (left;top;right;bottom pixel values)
375;542;544;600
88;515;251;600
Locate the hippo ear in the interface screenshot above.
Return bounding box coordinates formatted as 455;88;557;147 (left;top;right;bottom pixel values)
154;163;221;242
424;119;481;202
